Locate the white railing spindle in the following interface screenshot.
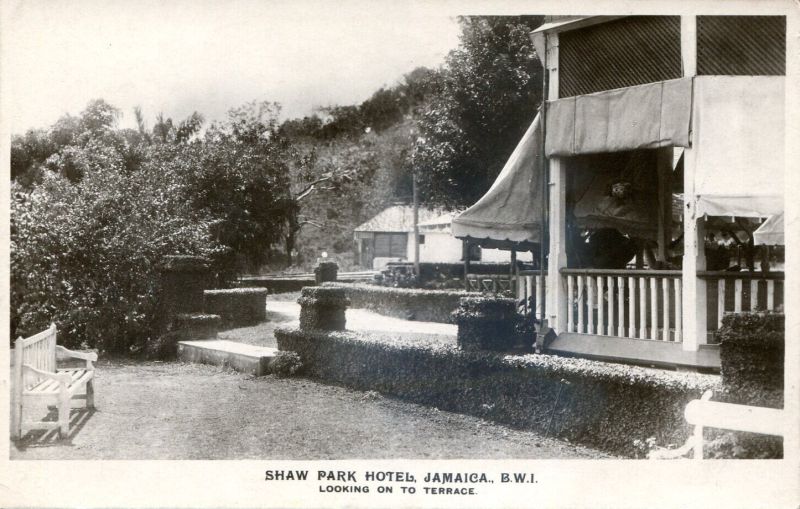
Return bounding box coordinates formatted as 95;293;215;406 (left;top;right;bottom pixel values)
674;278;682;343
597;276;605;336
587;277;595;334
577;276;585;334
628;277;636;338
662;278;670;342
617;277;625;337
607;276;615;337
639;277;647;339
767;280;775;310
650;277;658;340
734;279;743;313
567;275;574;333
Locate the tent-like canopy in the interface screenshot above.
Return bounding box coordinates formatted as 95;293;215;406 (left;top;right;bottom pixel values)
451;113;544;251
754;212;784;246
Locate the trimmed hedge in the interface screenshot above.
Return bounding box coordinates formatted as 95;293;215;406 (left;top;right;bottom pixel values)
146;313;221;360
314;261;338;284
714;312;784;458
297;286;350;331
718;312;784;408
238;278;315;294
204;288;267;326
324;283;475;323
275;327;720;457
452;296;520;351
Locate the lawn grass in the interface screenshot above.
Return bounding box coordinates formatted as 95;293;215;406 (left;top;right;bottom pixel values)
11;359;612;460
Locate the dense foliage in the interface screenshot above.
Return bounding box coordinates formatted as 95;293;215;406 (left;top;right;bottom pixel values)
10;100;296;350
413;16;544;208
10;154;219;351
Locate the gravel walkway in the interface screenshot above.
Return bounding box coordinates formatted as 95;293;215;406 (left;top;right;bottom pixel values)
11;360;611;460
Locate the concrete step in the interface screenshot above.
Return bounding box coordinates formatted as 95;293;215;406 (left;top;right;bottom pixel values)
177;340;277;376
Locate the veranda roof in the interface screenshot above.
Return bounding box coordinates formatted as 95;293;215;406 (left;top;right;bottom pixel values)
451;112;544;250
354;205;441;233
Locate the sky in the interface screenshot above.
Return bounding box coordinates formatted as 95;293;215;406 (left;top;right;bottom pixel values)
3;0;462;133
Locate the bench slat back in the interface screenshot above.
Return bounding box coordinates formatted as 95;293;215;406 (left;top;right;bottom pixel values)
15;324;57;390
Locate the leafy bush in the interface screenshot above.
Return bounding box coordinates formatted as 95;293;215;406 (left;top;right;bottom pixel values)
11;163;220;353
269;351;303;378
275;326;720;457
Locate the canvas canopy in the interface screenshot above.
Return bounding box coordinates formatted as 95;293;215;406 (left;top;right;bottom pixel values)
545;78;692;156
451;113;544;250
754;212;784;246
691;76;784;218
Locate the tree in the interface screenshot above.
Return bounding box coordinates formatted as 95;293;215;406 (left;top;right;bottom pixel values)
412;16;544;209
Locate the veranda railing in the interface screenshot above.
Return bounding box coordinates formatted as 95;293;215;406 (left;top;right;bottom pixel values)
560;268;683;342
700;271;785;341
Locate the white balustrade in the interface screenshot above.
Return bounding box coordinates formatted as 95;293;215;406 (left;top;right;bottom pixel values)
562;270;683;343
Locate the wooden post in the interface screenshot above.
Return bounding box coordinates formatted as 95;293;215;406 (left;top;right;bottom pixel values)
681;16;697;78
657;148;673;263
463;239;471;291
682;151;707;351
510;248;517;295
412;171;420;277
547;157;569;333
11;337;24;440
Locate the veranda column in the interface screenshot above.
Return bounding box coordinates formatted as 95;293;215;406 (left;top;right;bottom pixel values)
682;147;707;351
547;157;568;333
544;31;568;333
680;14;706;352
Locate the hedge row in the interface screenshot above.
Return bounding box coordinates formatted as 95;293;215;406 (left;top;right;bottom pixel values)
203;288;267;326
718;311;784;408
237;278;315;294
324;283;474;323
274;327;720;457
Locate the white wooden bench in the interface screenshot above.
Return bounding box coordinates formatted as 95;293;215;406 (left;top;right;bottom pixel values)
649;390;787;459
10;324;98;439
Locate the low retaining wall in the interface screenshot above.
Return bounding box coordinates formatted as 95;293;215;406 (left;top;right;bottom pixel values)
204;288;267;326
275;327;719;457
324;283;474;323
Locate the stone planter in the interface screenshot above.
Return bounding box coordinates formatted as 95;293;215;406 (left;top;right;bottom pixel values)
297;286;350;331
452;296;518;352
314;261;339;284
157;255;211;333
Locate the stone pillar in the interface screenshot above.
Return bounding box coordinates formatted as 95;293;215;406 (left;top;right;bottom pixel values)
314;261;339;285
297;286;349;331
452;296;518;352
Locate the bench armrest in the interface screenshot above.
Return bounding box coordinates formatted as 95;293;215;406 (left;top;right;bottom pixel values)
22;364;72;385
55;345;98;369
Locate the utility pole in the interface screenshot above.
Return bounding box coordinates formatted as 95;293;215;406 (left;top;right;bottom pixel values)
412;169;420;277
